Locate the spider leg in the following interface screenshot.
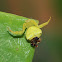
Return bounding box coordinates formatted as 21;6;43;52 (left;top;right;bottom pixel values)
7;23;26;36
25;19;39;28
31;20;38;27
39;17;51;28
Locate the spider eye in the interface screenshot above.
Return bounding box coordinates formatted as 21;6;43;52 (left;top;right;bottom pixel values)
35;37;39;40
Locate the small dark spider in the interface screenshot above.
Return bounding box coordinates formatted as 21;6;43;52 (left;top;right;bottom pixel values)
31;37;41;47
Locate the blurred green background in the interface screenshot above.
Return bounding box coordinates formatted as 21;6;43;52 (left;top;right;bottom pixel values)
0;0;62;62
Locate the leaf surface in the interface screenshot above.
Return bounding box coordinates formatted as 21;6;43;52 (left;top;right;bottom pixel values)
0;12;35;62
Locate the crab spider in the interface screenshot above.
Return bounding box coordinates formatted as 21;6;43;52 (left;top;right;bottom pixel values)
7;17;51;47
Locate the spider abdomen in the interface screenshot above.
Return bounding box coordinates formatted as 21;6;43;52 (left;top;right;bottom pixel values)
26;26;42;40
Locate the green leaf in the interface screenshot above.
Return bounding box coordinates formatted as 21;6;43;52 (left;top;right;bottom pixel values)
0;11;35;62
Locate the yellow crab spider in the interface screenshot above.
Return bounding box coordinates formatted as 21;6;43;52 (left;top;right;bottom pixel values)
7;17;51;47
